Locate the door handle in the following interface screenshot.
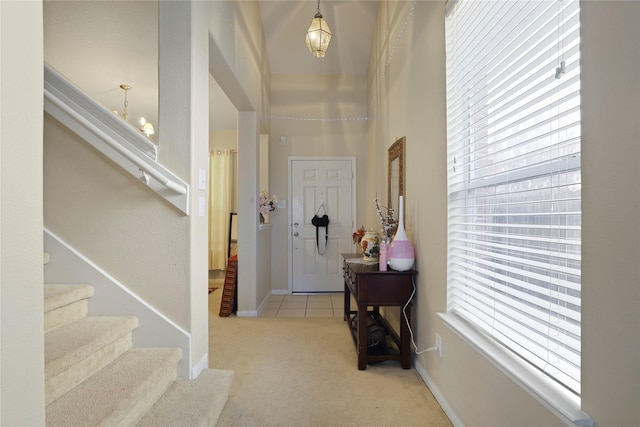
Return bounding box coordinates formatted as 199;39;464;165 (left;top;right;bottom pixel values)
294;222;299;228
293;232;299;237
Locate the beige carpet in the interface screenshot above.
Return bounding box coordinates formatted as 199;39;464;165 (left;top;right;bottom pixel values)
208;291;452;427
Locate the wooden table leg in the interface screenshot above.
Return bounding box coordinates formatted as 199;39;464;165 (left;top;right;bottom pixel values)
357;303;368;370
344;281;350;322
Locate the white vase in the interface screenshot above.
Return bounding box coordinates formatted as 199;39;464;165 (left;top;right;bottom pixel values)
388;196;415;271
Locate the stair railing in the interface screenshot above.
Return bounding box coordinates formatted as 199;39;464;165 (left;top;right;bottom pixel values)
44;64;190;214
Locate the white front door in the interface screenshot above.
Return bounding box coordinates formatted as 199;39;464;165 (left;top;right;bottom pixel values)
290;158;355;293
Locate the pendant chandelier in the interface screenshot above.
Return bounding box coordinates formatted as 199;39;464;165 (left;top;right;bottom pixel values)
305;0;332;58
113;84;155;138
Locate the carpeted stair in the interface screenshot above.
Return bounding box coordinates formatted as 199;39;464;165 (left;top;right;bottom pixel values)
44;283;233;426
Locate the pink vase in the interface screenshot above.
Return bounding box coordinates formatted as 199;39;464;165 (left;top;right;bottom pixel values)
388;195;415;271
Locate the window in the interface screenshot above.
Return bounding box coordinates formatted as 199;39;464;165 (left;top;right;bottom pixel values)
446;0;581;395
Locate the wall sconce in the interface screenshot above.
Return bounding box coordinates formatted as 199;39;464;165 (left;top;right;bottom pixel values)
113;83;156;139
306;0;332;58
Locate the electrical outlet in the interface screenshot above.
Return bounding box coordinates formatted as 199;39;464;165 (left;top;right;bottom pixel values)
436;333;442;357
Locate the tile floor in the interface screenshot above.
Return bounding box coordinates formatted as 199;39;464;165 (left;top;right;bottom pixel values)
209;276;350;318
260;293;346;318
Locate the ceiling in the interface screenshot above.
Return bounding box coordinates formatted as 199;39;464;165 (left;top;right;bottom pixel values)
44;1;377;133
260;1;378;75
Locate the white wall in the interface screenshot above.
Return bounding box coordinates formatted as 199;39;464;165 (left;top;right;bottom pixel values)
237;111;260;313
368;1;640;426
186;0;211;374
203;1;271;315
43;1;160;135
44;118;191;326
0;1;46;424
580;2;640;424
269;74;370;292
211;130;238;152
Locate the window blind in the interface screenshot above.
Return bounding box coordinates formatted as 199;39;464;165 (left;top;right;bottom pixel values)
446;0;582;394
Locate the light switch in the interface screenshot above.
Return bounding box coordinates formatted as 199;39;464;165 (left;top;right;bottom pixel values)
198;169;206;191
277;200;286;209
198;196;206;217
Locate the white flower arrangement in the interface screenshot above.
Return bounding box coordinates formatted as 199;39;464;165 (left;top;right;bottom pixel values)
258;191;276;216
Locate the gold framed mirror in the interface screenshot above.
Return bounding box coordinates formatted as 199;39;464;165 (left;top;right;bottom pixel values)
388;136;405;218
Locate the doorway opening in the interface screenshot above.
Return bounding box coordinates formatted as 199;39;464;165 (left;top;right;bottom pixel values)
208;74;238;295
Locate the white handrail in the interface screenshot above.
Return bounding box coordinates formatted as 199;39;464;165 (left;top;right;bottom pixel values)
44;64;190;214
45;94;187;196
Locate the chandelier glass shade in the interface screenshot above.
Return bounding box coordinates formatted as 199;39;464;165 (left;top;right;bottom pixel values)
305;1;332;58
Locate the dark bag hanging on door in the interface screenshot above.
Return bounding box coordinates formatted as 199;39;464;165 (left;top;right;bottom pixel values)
311;214;329;228
311;203;329;255
311;214;329;255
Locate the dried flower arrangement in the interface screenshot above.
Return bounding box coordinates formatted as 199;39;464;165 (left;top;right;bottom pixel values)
375;194;397;241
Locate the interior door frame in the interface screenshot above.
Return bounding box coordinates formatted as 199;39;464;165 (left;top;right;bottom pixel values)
287;156;357;294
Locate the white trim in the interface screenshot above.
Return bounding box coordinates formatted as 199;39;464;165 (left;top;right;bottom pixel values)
44;228;192;379
236;310;259;317
439;313;593;427
45;63;157;161
254;291;273;317
214;277;268;318
413;359;465;427
191;353;209;379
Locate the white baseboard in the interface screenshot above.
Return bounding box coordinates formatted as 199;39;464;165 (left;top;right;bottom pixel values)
414;358;464;427
236;310;259;317
44;228;192;379
238;290;276;317
192;353;209;378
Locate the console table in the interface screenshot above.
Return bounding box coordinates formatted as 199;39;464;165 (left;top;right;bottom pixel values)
342;253;416;370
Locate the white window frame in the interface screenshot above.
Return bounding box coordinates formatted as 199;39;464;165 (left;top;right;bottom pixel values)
443;1;592;425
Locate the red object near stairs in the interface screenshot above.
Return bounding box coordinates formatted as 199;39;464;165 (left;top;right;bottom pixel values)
219;255;238;317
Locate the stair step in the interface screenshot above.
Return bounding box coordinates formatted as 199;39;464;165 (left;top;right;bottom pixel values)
44;284;94;332
46;348;182;427
44;284;94;312
137;369;234;427
45;316;138;404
